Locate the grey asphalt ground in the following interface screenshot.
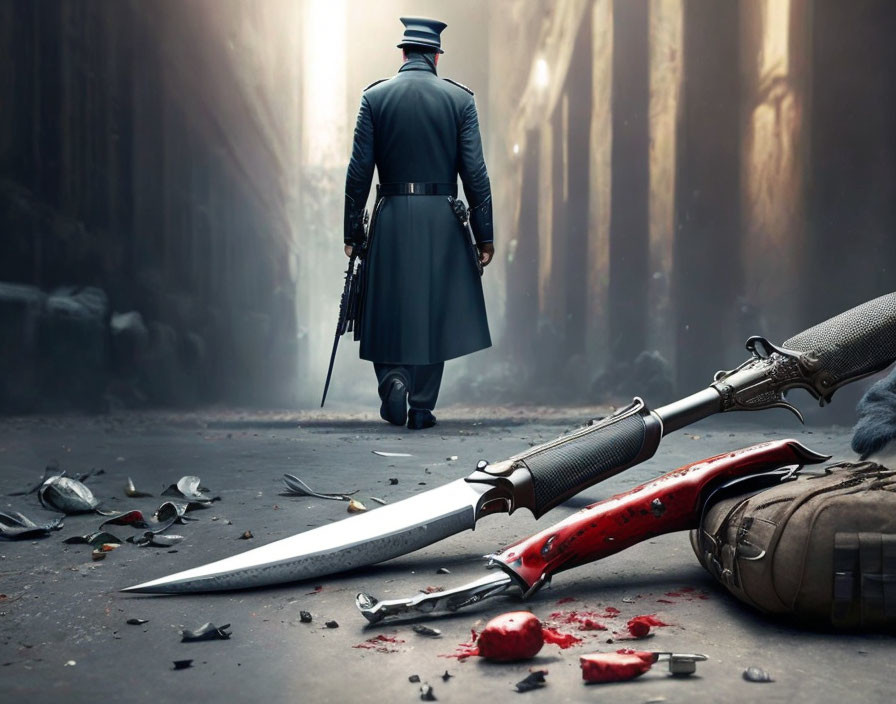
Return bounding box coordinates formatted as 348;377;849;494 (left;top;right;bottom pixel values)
0;406;891;704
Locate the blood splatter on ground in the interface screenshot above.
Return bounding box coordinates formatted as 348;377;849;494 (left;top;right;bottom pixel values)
352;634;406;654
541;627;582;649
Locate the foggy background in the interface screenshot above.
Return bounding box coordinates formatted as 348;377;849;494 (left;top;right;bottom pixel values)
1;0;894;421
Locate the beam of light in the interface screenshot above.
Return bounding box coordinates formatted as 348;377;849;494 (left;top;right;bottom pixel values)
647;0;682;362
741;0;807;338
586;0;613;362
302;0;347;168
534;57;550;89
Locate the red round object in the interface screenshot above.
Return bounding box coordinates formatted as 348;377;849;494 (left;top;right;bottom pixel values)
476;611;544;661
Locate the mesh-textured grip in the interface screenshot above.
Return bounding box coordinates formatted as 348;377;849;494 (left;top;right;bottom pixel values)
783;293;896;388
521;413;648;517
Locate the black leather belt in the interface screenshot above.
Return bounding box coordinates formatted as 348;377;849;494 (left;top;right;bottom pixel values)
377;182;457;197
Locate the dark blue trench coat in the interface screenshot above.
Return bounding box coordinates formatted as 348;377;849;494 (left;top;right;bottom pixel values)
343;55;493;365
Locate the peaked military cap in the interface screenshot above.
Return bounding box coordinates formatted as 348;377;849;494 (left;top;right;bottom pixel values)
397;16;447;54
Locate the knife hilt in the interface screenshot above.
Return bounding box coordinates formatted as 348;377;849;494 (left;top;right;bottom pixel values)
466;399;664;519
488;439;828;596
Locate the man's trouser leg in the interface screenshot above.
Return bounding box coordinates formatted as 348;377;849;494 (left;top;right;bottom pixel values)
408;362;444;412
374;363;410;425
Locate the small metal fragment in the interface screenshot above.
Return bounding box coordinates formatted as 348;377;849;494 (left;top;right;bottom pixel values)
299;611;312;623
412;624;442;638
419;683;436;701
514;670;547;693
743;666;774;683
172;660;193;670
181;623;231;642
369;497;387;505
436;567;451;574
347;499;367;513
126;618;148;625
125;477;153;498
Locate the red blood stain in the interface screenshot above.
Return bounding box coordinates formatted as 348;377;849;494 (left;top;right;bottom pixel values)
665;591;682;597
306;585;323;595
352;634;405;653
420;585;444;594
441;629;480;660
555;597;577;605
542;627;582;649
580;651;654;683
604;606;620;616
547;610;608;631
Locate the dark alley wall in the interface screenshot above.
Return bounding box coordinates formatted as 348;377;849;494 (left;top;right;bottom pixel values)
0;0;298;411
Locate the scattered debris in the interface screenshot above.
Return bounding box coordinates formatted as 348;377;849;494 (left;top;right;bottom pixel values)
419;683;436;701
282;474;358;501
369;497;387;505
743;666;774;683
413;625;442;638
446;456;458;461
388;478;399;485
162;476;217;505
172;660;193;670
64;660;77;667
419;586;444;594
126;618;148;625
125;477;153;498
100;502;195;534
0;510;64;540
436;567;451;575
441;670;452;681
515;670;548;693
128;532;184;548
347;499;367;513
8;464;65;496
239;531;254;540
622;597;636;604
181;623;231;642
299;611;312;623
580;651;654;683
63;531;122;547
408;674;421;683
325;620;339;629
372;451;413;458
91;549;107;561
477;612;544;661
38;475;100;513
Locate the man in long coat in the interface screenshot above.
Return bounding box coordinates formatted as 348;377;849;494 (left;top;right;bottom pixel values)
343;17;494;430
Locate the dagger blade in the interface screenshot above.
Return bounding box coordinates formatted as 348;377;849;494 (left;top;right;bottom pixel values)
122;479;487;594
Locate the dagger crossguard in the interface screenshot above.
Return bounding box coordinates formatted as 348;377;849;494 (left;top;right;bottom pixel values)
711;336;815;422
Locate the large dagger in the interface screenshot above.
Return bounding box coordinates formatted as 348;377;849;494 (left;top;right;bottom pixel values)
123;293;896;593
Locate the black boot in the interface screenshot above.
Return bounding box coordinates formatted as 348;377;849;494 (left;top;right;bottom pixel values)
379;377;408;426
407;408;437;430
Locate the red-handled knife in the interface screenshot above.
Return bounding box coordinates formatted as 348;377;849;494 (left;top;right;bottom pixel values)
356;439;828;623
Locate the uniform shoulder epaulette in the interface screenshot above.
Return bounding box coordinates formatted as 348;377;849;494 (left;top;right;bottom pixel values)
363;78;390;91
443;77;473;95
